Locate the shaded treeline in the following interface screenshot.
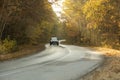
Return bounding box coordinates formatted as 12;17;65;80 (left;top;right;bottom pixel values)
0;0;59;54
0;0;57;44
59;0;120;48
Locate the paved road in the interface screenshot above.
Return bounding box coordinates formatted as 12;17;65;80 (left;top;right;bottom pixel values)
0;45;104;80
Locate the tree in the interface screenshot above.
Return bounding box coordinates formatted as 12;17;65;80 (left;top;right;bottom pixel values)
62;0;120;48
0;0;58;44
83;0;120;47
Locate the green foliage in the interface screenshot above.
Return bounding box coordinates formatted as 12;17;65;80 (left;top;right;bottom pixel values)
0;37;17;54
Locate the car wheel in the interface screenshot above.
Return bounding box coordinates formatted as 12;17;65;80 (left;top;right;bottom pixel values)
57;42;59;46
50;42;52;45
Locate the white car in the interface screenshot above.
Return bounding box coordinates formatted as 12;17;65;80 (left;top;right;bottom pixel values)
50;37;59;46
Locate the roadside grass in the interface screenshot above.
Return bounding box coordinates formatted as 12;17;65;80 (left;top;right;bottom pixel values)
80;47;120;80
0;44;45;61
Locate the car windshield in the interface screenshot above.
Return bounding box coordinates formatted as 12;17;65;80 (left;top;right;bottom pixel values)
51;37;58;40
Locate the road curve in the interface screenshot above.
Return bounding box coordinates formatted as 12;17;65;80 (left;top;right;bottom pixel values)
0;45;104;80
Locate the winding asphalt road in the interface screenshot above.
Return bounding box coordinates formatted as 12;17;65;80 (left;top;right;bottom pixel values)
0;45;104;80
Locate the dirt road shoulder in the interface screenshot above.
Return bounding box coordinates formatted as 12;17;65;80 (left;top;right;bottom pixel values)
0;44;45;61
80;47;120;80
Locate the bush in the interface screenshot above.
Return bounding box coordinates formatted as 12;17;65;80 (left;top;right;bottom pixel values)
0;38;18;54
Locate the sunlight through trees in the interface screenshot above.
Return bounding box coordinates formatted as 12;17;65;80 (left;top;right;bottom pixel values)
0;0;119;54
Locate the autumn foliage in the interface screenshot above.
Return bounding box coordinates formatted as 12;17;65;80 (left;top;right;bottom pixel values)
61;0;120;48
0;0;119;54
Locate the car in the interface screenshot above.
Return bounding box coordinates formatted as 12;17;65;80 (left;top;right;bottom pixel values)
50;37;59;46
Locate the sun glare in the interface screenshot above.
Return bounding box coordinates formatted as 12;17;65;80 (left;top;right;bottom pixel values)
50;0;65;17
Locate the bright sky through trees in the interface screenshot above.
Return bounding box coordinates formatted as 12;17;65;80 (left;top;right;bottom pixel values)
48;0;65;17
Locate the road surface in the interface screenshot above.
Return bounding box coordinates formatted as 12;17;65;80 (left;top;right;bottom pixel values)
0;45;104;80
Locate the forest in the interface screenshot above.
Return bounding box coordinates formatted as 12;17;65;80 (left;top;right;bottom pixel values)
62;0;120;47
0;0;119;54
